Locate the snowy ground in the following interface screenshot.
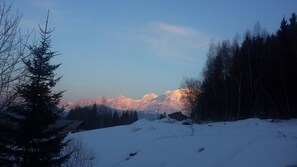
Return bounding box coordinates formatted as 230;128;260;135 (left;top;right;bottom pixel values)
72;118;297;167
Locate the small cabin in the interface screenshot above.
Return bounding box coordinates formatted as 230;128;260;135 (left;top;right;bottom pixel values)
168;112;188;121
50;120;85;133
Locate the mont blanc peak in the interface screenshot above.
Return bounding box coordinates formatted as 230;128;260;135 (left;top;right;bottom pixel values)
140;93;158;102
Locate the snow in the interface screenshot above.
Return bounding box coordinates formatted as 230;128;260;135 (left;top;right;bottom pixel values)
71;118;297;167
64;89;187;115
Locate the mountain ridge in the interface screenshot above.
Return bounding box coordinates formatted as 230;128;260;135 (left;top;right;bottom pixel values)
64;89;187;115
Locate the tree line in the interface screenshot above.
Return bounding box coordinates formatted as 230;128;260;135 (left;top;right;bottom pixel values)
183;13;297;122
67;104;138;130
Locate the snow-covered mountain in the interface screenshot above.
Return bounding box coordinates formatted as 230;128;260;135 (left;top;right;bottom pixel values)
64;89;187;115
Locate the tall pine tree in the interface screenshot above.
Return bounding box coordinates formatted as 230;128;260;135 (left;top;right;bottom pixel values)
16;12;70;167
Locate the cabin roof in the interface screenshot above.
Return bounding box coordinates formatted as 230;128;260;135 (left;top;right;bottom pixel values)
50;120;84;132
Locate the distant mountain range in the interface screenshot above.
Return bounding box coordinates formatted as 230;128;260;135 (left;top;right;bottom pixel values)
64;89;188;115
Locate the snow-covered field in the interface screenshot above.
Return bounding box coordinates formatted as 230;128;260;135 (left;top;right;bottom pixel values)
73;118;297;167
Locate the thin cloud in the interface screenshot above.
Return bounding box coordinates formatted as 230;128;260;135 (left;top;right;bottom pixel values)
137;22;213;63
103;22;216;64
152;22;196;37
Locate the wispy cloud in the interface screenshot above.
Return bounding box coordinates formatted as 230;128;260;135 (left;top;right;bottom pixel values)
151;22;196;37
103;21;216;65
136;22;214;63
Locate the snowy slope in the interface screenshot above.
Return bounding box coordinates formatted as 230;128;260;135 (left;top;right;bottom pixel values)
72;118;297;167
65;89;187;115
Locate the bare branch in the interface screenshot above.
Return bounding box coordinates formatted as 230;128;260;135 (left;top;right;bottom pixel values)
0;0;29;112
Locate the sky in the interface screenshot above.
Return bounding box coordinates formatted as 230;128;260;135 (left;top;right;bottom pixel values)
12;0;296;102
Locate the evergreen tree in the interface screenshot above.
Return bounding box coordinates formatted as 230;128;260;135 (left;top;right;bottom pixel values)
103;111;112;127
159;112;166;119
120;111;129;125
133;111;138;122
112;111;120;126
15;13;70;167
183;13;297;122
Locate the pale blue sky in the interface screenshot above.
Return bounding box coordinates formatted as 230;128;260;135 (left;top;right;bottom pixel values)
13;0;296;101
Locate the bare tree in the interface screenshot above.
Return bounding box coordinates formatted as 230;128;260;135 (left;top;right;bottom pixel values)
0;1;30;166
0;1;29;112
64;136;96;167
181;78;201;121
